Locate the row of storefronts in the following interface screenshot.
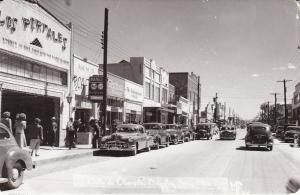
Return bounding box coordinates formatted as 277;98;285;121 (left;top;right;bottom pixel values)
0;0;201;147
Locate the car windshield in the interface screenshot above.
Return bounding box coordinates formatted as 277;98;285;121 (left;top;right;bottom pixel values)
116;127;138;133
166;125;176;129
197;125;209;130
221;127;227;130
249;126;268;135
144;124;161;130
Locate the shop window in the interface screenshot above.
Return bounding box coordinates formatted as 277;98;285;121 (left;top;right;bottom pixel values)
32;64;40;80
154;86;160;102
7;58;17;75
24;63;32;78
61;72;67;86
152;84;154;100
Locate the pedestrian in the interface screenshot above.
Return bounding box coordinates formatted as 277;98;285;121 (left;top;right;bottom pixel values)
48;117;58;147
29;118;43;156
90;119;100;148
15;113;27;149
66;118;75;150
73;119;81;145
1;111;12;132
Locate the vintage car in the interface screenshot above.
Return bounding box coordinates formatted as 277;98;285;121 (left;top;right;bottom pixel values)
180;125;196;142
245;123;273;151
195;123;215;140
219;126;237;140
165;124;184;144
99;124;154;156
143;123;170;148
284;126;300;143
0;123;33;190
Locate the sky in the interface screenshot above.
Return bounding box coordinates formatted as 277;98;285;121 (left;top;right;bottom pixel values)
39;0;300;120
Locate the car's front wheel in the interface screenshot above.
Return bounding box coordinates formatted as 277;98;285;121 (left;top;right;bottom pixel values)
2;162;24;190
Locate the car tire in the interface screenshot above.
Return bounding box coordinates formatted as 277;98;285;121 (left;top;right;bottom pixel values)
269;146;273;151
2;162;24;190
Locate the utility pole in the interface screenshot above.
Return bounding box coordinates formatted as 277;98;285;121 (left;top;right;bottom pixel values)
224;102;226;125
101;8;109;135
197;76;200;124
267;101;270;125
277;79;292;128
271;93;279;125
213;93;218;123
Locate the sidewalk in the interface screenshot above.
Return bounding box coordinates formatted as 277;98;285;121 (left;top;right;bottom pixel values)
24;145;97;167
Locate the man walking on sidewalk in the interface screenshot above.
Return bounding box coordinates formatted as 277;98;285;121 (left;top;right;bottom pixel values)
29;118;43;157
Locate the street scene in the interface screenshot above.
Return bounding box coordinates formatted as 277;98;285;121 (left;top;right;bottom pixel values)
1;0;300;194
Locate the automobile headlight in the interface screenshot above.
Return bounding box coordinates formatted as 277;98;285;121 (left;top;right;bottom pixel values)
128;138;134;143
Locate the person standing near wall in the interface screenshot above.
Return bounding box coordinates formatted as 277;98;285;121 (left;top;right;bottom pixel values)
48;117;58;147
15;113;27;149
1;111;12;132
66;118;75;150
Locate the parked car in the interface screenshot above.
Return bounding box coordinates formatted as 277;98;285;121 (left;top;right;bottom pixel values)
195;123;214;140
165;124;184;144
143;123;170;149
275;126;284;138
245;123;273;151
0;123;33;190
98;124;154;156
284;126;300;143
219;126;237;140
180;125;196;142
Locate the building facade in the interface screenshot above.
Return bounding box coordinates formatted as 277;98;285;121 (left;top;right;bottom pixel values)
169;72;201;126
293;82;300;125
0;0;71;146
106;57;174;124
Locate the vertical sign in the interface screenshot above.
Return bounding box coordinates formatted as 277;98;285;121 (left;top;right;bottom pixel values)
88;75;104;102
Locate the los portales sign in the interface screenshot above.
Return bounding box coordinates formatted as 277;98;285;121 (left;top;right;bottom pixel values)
0;0;71;70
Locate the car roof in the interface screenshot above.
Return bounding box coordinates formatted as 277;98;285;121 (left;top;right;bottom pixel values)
248;123;270;128
117;124;143;128
143;123;163;125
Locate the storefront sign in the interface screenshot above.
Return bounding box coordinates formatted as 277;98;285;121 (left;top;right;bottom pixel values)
107;74;124;98
0;0;71;69
124;80;143;102
88;75;104;101
178;96;189;113
125;102;142;113
73;57;98;96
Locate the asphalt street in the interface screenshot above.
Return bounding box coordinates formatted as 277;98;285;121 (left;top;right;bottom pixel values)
5;129;300;194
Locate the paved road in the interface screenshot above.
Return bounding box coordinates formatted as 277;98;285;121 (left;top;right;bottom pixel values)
6;129;300;194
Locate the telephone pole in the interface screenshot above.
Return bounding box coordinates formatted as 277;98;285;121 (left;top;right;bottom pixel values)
224;102;226;125
213;93;218;123
101;8;109;135
277;79;292;127
271;93;279;125
267;101;270;124
197;76;200;124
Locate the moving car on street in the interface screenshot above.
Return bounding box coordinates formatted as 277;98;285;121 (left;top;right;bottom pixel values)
143;123;170;148
245;123;273;151
219;125;237;140
0;122;33;190
284;126;300;143
99;124;154;156
195;123;215;140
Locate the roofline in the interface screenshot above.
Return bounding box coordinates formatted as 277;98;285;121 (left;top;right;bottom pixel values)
24;0;71;31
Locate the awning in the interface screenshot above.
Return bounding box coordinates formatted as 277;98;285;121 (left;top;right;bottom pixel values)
159;107;175;113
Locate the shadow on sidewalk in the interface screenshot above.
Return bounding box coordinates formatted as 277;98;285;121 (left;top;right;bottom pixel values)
236;146;270;152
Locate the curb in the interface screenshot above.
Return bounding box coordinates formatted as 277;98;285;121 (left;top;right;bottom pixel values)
33;150;96;167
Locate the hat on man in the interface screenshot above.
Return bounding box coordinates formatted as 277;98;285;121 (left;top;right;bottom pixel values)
34;118;41;124
51;117;56;121
2;111;10;118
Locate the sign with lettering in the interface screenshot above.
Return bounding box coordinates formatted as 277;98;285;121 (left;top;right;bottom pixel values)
124;80;143;102
88;75;104;101
0;0;71;69
99;69;125;98
73;57;98;96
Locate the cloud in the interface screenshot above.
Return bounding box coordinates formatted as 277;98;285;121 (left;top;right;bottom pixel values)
251;73;260;77
288;63;297;69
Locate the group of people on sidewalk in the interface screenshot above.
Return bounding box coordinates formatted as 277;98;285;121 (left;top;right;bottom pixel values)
66;117;102;150
0;111;58;157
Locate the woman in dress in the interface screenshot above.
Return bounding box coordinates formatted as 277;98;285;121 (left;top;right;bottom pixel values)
15;113;27;149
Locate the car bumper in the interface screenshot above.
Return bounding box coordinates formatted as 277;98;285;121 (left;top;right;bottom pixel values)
220;135;235;139
285;137;295;142
246;141;273;147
